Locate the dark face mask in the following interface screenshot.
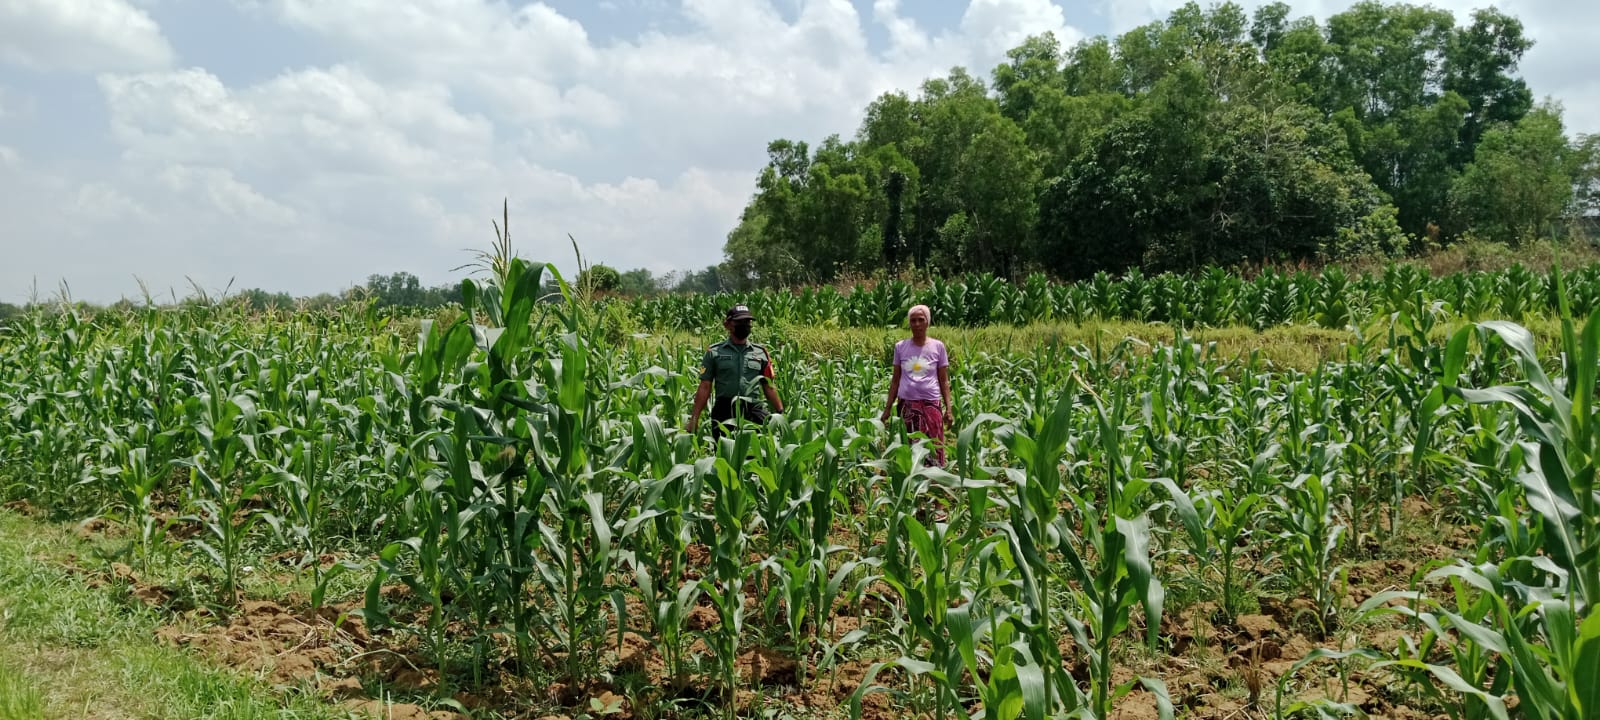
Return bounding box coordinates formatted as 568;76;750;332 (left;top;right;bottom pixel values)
731;322;752;340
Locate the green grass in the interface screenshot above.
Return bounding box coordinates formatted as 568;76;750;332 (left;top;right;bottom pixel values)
0;662;44;720
645;315;1570;373
0;511;357;720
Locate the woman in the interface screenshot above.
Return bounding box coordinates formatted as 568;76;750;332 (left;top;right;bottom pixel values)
879;304;952;467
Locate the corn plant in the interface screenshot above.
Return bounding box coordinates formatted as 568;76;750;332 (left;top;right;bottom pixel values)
991;388;1080;713
1359;279;1600;718
1265;451;1346;638
623;414;700;684
1055;389;1174;719
179;370;272;606
265;433;351;611
1448;318;1600;608
100;431;169;572
697;433;757;717
1368;569;1510;720
1361;561;1596;720
853;517;1009;720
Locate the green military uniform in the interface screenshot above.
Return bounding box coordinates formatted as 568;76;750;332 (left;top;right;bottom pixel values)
700;339;774;428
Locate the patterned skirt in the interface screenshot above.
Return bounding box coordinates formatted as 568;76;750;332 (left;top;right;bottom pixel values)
898;398;947;467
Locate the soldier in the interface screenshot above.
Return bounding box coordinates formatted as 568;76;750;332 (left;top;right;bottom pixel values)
687;304;784;437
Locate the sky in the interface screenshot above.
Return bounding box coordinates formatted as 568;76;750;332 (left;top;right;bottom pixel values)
1;0;1595;304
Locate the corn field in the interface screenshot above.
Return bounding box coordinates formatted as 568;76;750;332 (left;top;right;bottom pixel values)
629;263;1600;332
0;260;1596;720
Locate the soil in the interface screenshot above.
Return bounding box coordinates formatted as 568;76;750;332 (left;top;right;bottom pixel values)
153;598;358;686
59;493;1475;720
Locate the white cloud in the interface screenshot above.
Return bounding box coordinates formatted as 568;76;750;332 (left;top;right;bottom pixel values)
257;0;614;127
100;65;496;181
1;56;757;299
159;166;297;226
255;0;1083;170
73;182;153;223
1;0;1096;302
0;0;175;73
875;0;1084;84
1101;0;1599;136
959;0;1084;60
1504;0;1600;137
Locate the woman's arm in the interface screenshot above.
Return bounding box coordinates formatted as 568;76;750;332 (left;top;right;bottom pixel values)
938;364;952;427
880;365;902;422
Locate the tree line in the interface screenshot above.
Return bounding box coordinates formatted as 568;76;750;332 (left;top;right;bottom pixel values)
0;267;712;319
718;0;1600;288
224;268;704;311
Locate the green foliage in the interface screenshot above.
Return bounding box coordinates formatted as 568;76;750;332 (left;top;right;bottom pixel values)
627;261;1600;333
0;662;43;720
1449;104;1582;246
363;271;464;309
7;247;1600;719
1330;204;1412;261
722;0;1569;285
616;268;661;297
577;263;623;294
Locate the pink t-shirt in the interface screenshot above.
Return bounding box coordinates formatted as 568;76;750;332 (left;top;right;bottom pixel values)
893;338;947;402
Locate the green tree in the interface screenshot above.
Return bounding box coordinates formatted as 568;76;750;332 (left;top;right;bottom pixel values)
721;210;802;289
857;91;919;154
1254;4;1335;103
800;136;875;277
365;271;423;308
237;288;295;310
578;264;622;295
1449;104;1578;245
1573;134;1600;222
719;0;1562;281
1040;61;1393;277
616;268;661;297
669;265;725;294
955;112;1038;276
992;33;1065;123
1443;8;1534;166
882;169;909;271
904;68;998;269
1028;36;1134;179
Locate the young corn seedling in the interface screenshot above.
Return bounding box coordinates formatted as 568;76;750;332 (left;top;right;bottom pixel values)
1266;457;1346;639
102;432;168;573
1054;389;1174;719
1363;570;1508;720
852;516;1004;720
179;371;270;607
1370;289;1600;717
1202;453;1270;624
1264;377;1350;638
1359;561;1596;720
1447;311;1600;609
624;415;700;685
992;387;1081;714
365;431;454;670
697;432;757;718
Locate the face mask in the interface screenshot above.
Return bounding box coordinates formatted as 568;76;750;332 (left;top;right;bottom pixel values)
731;323;752;340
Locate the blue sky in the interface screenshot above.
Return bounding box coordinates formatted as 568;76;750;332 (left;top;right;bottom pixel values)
1;0;1593;304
